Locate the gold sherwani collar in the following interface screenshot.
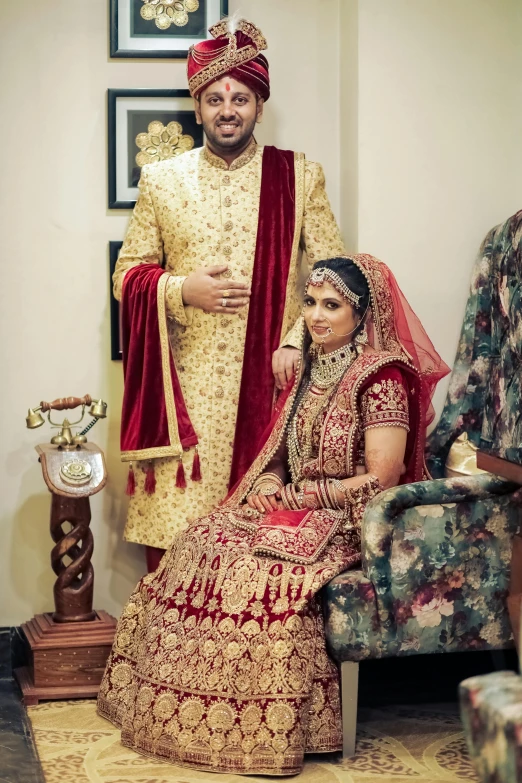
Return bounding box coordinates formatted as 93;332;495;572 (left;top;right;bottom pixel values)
203;138;258;171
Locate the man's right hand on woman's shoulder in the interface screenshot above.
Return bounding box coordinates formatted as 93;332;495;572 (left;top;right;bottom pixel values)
181;266;251;313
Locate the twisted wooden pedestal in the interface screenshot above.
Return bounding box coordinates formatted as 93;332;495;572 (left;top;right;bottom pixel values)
50;495;95;622
15;443;117;705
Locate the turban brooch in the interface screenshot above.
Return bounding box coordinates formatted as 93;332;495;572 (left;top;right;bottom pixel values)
187;18;270;101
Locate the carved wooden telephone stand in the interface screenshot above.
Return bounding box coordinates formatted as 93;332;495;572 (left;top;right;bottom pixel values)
15;395;117;705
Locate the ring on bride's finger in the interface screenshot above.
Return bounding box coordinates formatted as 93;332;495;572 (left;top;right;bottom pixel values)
222;298;228;307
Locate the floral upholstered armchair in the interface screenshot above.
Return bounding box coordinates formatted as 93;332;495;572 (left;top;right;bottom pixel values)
324;210;522;757
460;670;522;782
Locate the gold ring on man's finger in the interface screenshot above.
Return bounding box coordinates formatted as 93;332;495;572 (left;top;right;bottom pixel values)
222;290;231;298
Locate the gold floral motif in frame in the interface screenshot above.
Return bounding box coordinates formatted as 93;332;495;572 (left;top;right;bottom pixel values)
135;120;195;168
140;0;200;30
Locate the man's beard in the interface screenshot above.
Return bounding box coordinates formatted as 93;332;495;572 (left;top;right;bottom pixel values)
203;115;257;154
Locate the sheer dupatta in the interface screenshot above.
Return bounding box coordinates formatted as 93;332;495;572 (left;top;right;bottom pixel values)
355;254;450;428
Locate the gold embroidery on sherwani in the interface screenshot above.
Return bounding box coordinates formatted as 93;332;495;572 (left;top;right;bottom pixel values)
114;146;345;548
203;138;258;170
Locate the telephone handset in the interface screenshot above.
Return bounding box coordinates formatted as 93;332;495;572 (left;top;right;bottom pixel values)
26;395;108;448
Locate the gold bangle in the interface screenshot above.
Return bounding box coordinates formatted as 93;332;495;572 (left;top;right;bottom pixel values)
281;483;301;510
329;478;351;510
252;472;284;492
302;482;320;510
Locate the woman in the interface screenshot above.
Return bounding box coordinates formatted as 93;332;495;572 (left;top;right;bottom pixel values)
98;254;448;776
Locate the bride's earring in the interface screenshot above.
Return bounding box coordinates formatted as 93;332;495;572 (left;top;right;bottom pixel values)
355;322;368;345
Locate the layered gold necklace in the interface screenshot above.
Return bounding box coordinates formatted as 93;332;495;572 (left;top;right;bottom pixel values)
288;342;358;481
310;342;358;389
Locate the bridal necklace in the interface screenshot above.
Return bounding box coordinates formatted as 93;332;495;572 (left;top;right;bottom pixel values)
288;341;358;481
310;341;358;389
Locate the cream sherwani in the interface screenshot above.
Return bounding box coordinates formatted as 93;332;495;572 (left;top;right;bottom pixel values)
113;141;345;548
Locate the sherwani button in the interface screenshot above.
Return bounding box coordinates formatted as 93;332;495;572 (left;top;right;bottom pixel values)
223;245;232;255
216;366;225;375
224;196;232;207
215;387;224;398
218;342;227;350
223;269;233;278
224;221;233;231
222;175;231;185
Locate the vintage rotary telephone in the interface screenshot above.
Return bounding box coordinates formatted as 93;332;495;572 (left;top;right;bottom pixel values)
26;395;108;491
26;395;107;448
17;394;115;707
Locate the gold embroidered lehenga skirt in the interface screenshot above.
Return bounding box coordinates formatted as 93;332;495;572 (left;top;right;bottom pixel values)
97;506;360;775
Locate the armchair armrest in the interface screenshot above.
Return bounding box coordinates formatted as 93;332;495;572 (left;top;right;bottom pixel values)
360;474;519;655
362;474;517;574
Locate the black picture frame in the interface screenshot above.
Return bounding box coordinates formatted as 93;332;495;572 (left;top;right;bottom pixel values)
108;88;203;209
109;241;123;361
110;0;229;59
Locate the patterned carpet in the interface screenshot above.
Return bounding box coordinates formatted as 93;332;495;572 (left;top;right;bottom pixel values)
28;700;477;782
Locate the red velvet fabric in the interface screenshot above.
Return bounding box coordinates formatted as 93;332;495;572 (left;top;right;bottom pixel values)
145;545;166;574
228;147;296;488
121;265;198;456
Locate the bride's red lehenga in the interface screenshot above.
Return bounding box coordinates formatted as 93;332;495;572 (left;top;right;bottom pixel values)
97;255;448;775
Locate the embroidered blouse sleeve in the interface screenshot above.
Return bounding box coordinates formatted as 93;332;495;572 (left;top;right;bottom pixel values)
359;366;410;432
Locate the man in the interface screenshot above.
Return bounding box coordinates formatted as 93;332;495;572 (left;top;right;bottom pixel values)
113;18;346;568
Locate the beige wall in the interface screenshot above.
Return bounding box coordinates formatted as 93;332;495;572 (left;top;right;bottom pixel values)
354;0;522;412
234;0;342;217
0;0;520;625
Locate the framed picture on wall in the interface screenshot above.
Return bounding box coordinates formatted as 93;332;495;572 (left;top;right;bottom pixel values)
110;0;228;58
108;88;203;209
109;241;123;361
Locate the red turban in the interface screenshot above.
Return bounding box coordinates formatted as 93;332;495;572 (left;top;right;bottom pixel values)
187;19;270;102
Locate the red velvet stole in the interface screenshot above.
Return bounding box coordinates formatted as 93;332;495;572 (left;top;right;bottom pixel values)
120;264;198;460
228;146;296;488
